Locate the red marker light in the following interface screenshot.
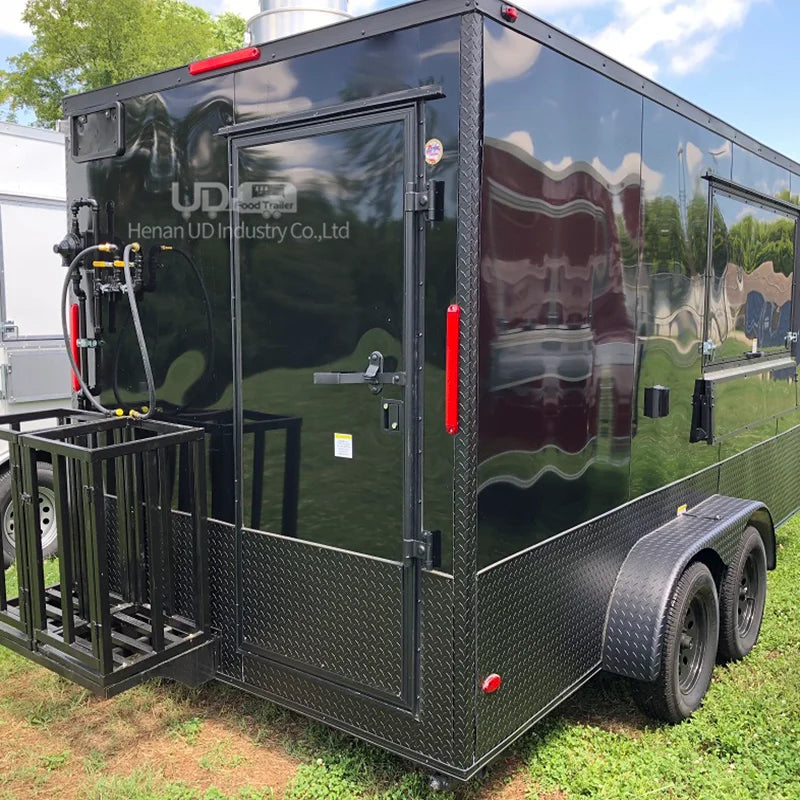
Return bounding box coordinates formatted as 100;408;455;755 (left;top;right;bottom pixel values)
501;5;519;22
482;673;502;694
189;47;261;76
70;303;80;392
445;304;461;435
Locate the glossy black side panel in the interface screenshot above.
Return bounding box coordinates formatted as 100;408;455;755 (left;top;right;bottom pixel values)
630;100;733;497
632;101;800;497
477;20;640;568
234;20;459;125
731;143;791;199
65;76;238;520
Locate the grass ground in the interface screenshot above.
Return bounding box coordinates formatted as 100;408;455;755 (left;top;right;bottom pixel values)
1;518;799;799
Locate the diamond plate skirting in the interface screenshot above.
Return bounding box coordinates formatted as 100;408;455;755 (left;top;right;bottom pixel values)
475;425;800;760
239;570;455;766
240;529;405;698
208;518;240;678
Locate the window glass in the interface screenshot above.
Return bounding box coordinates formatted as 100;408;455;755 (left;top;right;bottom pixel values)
706;192;797;363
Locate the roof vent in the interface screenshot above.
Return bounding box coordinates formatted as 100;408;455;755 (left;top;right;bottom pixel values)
246;0;351;45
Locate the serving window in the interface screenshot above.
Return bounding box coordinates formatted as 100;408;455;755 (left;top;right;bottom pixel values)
703;179;800;370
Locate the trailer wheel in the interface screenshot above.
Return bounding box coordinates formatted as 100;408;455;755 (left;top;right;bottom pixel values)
631;562;719;723
1;466;59;568
717;527;767;663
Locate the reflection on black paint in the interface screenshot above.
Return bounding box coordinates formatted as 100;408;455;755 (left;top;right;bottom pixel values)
67;20;461;554
478;21;640;568
629;100;734;497
477;21;800;568
234;18;461;568
237;123;407;560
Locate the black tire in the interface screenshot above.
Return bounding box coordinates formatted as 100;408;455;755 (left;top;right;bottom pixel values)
717;527;767;663
0;465;59;568
631;562;719;723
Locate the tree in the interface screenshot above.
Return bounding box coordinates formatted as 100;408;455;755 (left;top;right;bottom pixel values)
0;0;246;126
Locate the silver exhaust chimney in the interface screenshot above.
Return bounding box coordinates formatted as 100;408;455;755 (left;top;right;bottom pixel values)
246;0;351;45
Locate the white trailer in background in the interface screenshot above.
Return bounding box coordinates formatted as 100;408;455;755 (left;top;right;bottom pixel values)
0;122;70;565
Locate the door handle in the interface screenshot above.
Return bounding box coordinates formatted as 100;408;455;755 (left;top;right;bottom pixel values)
314;351;405;394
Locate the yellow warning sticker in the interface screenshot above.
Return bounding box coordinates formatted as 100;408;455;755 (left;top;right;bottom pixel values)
334;433;353;459
677;504;688;516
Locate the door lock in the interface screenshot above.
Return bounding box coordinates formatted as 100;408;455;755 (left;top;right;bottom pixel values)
314;351;406;395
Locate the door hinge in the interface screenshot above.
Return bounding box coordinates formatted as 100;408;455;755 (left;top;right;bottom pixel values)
404;530;442;570
404;181;445;222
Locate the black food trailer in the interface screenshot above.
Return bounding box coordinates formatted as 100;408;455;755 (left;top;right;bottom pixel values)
0;0;798;784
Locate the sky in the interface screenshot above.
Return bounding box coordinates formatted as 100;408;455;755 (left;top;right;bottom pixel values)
1;0;798;161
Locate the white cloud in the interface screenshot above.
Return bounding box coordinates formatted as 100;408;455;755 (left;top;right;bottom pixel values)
0;0;31;38
505;131;535;156
670;34;720;75
485;25;542;85
510;0;758;79
586;0;756;79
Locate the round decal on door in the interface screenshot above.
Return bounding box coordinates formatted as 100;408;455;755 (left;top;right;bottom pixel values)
425;138;444;166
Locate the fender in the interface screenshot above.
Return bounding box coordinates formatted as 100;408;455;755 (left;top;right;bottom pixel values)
602;494;775;682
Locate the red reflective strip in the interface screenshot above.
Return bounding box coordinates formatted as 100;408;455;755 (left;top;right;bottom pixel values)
445;304;461;435
189;47;261;76
70;303;80;392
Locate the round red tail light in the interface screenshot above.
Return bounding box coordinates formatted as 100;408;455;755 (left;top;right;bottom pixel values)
501;5;519;23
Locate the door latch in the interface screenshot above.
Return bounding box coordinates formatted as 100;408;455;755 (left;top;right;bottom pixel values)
314;351;406;395
381;399;403;433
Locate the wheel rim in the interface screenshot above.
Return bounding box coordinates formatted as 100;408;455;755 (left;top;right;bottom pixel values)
737;551;760;637
2;486;58;553
677;594;709;694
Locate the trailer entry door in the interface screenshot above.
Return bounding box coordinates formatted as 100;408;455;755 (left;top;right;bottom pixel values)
231;106;423;707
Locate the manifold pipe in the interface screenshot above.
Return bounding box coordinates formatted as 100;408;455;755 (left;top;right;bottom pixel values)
61;245;117;416
122;244;156;420
61;243;156;419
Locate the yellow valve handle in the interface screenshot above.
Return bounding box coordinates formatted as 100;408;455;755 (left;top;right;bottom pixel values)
92;260;126;268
